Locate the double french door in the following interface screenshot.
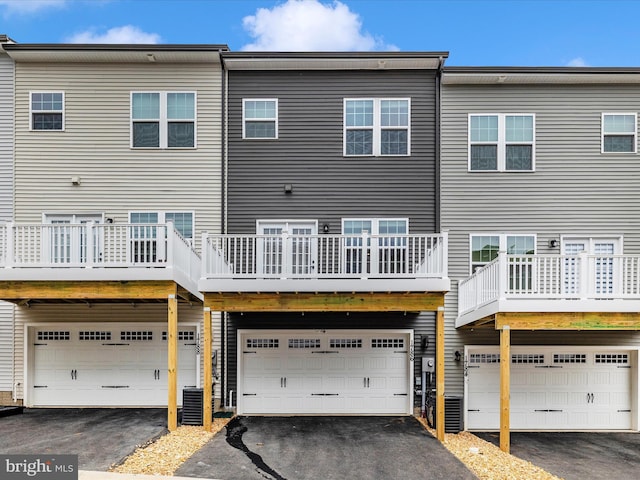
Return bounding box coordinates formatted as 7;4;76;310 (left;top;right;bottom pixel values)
257;221;317;276
45;214;103;265
563;237;620;296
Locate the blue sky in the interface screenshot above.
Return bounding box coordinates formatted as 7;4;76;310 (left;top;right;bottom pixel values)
1;0;639;66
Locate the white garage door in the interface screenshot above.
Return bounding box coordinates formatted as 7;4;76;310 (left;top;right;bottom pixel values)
238;330;413;415
30;324;198;407
466;346;633;430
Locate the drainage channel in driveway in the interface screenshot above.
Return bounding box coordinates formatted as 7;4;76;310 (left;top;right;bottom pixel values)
0;408;167;471
476;431;640;480
176;416;478;480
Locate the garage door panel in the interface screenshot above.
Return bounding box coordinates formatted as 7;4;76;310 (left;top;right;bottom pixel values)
467;347;633;431
31;325;197;407
240;330;411;415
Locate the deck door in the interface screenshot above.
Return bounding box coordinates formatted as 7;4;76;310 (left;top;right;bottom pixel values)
256;221;317;276
563;237;621;295
44;214;103;265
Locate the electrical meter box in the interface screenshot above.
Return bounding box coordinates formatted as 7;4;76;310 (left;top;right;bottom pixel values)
422;357;435;373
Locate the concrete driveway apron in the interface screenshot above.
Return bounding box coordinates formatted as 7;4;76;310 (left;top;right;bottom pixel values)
177;416;477;480
0;408;167;471
477;431;640;480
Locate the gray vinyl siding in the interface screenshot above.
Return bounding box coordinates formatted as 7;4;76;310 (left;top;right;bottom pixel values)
226;70;437;234
225;311;435;407
223;69;440;406
13;62;223;241
441;82;640;396
0;52;14;394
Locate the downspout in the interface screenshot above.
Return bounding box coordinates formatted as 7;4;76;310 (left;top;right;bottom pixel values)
434;56;444;234
220;53;228;408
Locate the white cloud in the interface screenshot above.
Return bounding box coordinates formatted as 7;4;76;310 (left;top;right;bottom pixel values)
241;0;396;51
567;57;588;67
0;0;67;14
66;25;162;44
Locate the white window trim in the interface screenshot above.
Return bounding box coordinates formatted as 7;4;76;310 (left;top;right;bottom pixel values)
130;91;197;149
255;219;318;234
29;91;65;131
601;112;637;154
243;98;278;139
468;113;535;172
343;98;411;157
341;218;410;234
128;210;196;239
469;233;537;275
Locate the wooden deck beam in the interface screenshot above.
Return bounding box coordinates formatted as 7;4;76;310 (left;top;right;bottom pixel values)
0;280;178;301
496;311;640;330
204;292;445;312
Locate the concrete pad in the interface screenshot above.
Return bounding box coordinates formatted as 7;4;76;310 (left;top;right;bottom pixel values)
176;416;478;480
476;431;640;480
0;408;167;471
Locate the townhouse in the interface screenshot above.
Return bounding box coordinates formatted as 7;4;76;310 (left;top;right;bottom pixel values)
441;67;640;448
199;52;450;417
0;41;227;428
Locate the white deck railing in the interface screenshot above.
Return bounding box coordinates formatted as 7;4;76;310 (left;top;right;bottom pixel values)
0;222;200;282
201;232;448;280
458;252;640;316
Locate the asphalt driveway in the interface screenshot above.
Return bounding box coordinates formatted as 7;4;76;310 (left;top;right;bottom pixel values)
476;431;640;480
176;416;477;480
0;408;167;471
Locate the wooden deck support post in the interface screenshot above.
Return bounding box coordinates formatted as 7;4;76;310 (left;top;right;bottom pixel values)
500;325;510;453
168;294;178;431
436;306;445;441
203;307;213;431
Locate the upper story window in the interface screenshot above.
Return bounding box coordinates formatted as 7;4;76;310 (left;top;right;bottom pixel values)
344;98;410;156
469;114;535;171
131;92;196;148
243;99;278;139
31;92;64;131
470;234;535;273
602;113;636;153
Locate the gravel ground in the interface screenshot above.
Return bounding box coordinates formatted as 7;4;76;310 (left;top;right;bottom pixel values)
112;416;563;479
415;418;564;480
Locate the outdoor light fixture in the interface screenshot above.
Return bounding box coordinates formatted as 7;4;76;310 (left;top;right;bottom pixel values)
454;350;462;362
71;176;81;185
323;224;330;234
284;184;293;194
549;239;559;248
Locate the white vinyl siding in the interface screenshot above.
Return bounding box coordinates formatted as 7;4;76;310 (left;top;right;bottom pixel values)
243;99;278;139
602;113;636;153
469;113;535;171
13;62;222;248
344;98;410;156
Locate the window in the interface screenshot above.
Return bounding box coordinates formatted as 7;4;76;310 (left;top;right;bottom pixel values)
470;234;535;273
131;92;196;148
243;99;277;139
31;92;64;130
129;211;194;239
344;98;410;156
469;114;534;171
602;113;636;153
